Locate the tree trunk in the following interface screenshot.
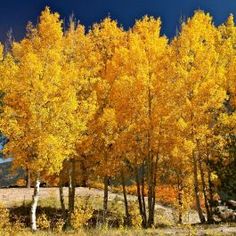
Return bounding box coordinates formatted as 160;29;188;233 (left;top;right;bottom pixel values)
121;171;131;226
198;158;212;223
26;169;31;188
135;168;143;219
146;75;156;228
147;159;153;227
135;166;147;228
67;159;76;228
150;155;158;227
207;166;214;217
192;151;205;223
103;175;109;221
206;147;214;219
59;184;66;220
141;163;147;228
71;159;76;211
177;176;183;224
31;175;40;231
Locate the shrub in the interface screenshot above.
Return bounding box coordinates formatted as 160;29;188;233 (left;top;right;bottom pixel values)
71;197;93;230
53;218;65;233
0;204;10;229
37;212;50;230
129;201;142;228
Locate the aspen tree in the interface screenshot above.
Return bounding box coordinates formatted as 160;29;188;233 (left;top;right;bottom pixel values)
62;19;99;227
89;18;126;220
0;8;79;230
108;16;170;227
171;11;226;223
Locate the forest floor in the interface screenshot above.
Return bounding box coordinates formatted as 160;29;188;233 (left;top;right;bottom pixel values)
0;187;198;223
0;187;236;235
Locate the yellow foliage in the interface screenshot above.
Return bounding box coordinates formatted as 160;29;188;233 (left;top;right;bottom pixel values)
53;218;65;233
37;213;50;230
0;206;10;229
0;7;235;229
71;198;93;230
129;201;142;228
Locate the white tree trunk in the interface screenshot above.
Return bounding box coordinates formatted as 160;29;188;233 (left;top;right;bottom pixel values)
31;176;40;231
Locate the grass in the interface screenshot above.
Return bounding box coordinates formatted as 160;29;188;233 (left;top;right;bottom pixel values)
0;188;236;235
2;225;236;236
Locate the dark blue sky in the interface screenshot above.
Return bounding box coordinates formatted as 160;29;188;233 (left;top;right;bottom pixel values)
0;0;236;43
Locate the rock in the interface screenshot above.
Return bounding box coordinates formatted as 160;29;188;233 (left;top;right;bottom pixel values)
215;205;236;222
227;200;236;210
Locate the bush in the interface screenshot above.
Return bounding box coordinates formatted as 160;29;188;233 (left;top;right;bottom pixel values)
53;218;65;233
71;197;93;230
0;204;10;229
129;201;142;228
37;212;50;230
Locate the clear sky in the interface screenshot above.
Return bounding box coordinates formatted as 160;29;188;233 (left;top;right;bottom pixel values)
1;0;236;43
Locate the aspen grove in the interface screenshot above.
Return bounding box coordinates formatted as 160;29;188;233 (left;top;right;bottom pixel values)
0;8;235;231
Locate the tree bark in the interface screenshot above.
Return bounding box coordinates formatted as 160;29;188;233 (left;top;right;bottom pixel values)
150;155;158;227
31;174;40;231
121;171;131;226
103;175;109;221
67;159;76;228
59;184;66;220
198;157;212;223
135;167;143;218
141;163;147;228
177;176;183;224
206;144;214;219
207;166;214;217
135;166;147;228
192;151;205;223
147;159;153;227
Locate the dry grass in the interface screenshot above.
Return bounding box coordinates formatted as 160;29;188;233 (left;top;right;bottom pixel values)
2;225;236;236
0;188;236;235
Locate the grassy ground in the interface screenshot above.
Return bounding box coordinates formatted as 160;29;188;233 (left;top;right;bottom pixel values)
2;224;236;236
0;188;236;235
0;187;199;224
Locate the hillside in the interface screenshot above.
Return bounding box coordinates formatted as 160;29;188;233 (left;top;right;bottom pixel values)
0;161;24;187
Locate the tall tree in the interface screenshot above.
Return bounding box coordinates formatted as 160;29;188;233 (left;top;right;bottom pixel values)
88;18;126;220
170;11;226;223
0;8;81;230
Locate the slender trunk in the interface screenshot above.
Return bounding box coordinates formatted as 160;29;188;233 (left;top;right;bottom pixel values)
207;166;214;217
147;158;153;227
26;169;31;188
135;166;147;228
141;163;147;228
103;175;109;221
198;158;212;223
71;159;76;211
31;175;40;231
192;151;205;223
135;167;143;219
121;171;131;226
206;147;214;219
190;107;205;223
146;73;156;228
67;159;76;228
177;176;183;224
59;184;66;220
150;155;158;227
